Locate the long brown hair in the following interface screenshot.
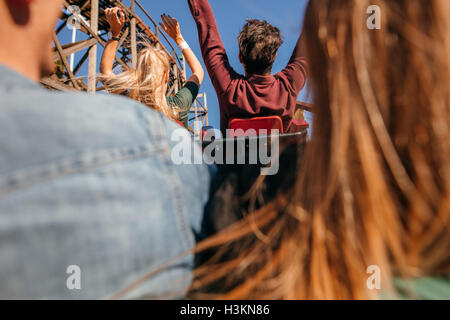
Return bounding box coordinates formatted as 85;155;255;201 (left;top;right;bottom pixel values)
193;0;450;299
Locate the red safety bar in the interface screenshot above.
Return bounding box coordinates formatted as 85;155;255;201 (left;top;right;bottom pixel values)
228;116;284;137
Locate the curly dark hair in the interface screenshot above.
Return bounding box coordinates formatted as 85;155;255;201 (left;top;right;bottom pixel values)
238;19;283;75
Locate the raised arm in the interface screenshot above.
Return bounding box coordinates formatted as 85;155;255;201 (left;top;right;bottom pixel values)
159;14;204;86
281;32;308;94
99;7;125;76
187;0;238;94
292;32;307;61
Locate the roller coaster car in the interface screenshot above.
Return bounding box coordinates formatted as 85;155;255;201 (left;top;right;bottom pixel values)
201;115;309;142
201;115;308;163
201;104;310;169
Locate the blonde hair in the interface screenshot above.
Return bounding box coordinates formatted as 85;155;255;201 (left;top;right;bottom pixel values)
103;43;179;121
192;0;450;299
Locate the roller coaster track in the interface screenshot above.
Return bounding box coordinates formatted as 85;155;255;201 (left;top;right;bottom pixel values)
41;0;208;135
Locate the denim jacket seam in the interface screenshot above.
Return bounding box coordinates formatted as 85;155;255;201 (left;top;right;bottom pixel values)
149;116;195;251
0;143;165;198
160;159;195;252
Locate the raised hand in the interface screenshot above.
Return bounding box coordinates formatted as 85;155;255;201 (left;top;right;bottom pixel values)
105;7;125;37
159;14;184;45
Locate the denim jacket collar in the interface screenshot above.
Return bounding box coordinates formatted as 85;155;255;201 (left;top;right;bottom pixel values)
0;64;42;92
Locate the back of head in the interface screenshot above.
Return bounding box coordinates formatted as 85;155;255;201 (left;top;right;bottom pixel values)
0;0;64;81
238;19;283;75
291;0;450;298
102;43;179;121
194;0;450;300
286;0;450;298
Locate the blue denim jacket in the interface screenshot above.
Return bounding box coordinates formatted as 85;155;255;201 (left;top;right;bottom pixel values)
0;65;213;299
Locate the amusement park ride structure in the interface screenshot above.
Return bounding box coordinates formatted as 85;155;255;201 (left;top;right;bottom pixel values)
42;0;209;136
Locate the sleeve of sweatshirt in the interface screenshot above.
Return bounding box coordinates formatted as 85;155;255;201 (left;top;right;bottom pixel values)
280;55;308;95
188;0;238;94
280;34;308;95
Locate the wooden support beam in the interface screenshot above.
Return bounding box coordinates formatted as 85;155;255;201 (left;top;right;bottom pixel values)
118;27;129;50
167;84;176;97
52;0;209;127
62;38;98;56
41;77;78;92
73;50;90;75
65;10;129;71
52;33;81;90
130;0;137;69
134;0;175;51
56;20;68;34
296;101;314;113
172;52;179;93
88;0;98;93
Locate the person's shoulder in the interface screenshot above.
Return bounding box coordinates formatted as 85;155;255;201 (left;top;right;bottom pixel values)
0;86;179;150
225;74;247;91
170;81;200;102
183;81;200;90
52;90;206;164
393;276;450;300
49;90;171;129
273;70;289;80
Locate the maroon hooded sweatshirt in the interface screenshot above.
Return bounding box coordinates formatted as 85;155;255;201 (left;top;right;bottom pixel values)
188;0;307;134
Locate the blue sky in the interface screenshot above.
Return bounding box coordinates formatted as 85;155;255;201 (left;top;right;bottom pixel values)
60;0;310;130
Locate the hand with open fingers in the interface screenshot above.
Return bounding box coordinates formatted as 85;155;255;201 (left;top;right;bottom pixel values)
105;7;125;37
159;14;184;45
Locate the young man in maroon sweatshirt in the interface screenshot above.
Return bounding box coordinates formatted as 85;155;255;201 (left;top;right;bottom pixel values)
188;0;307;135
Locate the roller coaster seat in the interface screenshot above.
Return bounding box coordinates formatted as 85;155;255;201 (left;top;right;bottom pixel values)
227;116;284;138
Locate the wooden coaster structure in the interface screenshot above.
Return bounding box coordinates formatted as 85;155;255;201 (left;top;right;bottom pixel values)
42;0;208;135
